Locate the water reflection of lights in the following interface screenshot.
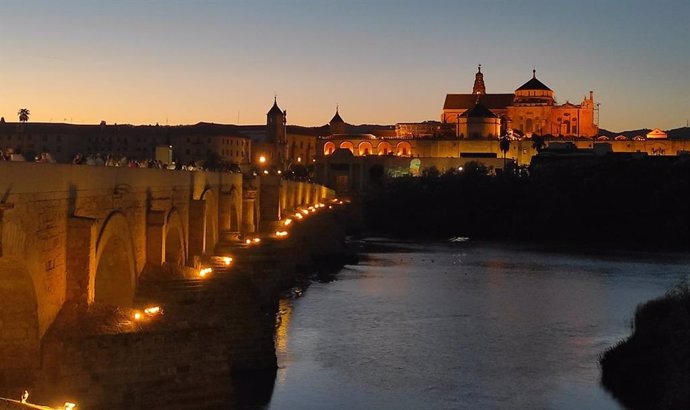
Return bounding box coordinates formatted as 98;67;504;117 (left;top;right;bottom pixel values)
275;299;293;384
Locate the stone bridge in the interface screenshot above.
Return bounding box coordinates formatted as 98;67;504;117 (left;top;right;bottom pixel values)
0;162;332;388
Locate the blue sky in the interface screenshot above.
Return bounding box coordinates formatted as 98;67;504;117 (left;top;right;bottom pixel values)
1;0;688;131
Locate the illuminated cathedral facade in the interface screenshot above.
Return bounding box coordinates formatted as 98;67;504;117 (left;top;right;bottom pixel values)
442;66;598;138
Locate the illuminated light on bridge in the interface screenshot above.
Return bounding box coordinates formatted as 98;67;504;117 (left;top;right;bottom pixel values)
144;306;162;316
275;231;289;238
199;267;213;278
294;213;304;220
223;256;233;266
133;312;143;321
283;218;293;226
253;238;261;243
64;402;77;410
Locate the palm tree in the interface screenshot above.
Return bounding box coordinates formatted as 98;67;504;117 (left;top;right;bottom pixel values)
18;108;30;123
499;135;510;173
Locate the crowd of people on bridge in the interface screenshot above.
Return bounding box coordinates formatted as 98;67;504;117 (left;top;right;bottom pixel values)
0;149;266;174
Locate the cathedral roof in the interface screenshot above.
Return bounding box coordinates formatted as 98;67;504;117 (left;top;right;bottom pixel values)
459;102;499;119
267;98;284;116
516;70;552;91
444;93;514;110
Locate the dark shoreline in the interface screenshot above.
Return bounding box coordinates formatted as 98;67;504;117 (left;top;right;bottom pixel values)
599;283;690;410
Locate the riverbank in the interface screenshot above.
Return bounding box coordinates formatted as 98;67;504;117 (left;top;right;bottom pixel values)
600;282;690;410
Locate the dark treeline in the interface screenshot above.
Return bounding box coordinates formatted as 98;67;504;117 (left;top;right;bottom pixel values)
364;156;690;249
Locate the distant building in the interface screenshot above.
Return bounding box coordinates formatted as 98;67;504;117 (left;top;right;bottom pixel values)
646;128;668;139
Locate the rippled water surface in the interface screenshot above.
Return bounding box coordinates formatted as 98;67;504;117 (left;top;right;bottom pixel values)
267;242;690;410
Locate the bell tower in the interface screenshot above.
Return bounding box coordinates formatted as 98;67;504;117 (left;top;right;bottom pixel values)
473;64;486;95
266;96;287;169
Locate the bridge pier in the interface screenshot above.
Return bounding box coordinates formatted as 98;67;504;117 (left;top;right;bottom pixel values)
188;199;206;265
145;210;167;268
65;216;98;306
242;188;257;234
218;188;241;243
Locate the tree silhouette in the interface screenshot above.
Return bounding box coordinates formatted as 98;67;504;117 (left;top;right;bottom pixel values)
499;136;510;172
532;134;546;152
18;108;30;123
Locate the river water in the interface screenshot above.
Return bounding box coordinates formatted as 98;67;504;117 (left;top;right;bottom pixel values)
265;241;690;410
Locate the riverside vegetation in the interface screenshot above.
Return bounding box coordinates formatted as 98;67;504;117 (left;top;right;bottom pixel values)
364;156;690;249
600;280;690;410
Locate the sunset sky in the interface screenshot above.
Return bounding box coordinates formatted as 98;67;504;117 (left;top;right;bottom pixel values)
1;0;688;131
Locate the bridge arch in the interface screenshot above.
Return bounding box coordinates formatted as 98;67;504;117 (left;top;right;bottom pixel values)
164;208;186;267
94;211;137;307
201;188;218;254
0;257;40;382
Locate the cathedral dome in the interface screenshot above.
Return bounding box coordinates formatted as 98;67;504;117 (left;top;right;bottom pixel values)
516;70;552;91
514;70;554;106
459;102;498;118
